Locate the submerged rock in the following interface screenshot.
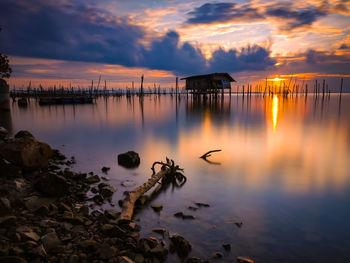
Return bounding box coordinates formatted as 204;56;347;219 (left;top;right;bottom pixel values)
117;151;140;168
101;166;110;173
85;174;100;184
174;212;195;220
170;234;192;258
151;204;163;212
222;243;231;251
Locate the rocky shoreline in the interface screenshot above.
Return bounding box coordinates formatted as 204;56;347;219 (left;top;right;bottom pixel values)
0;128;200;263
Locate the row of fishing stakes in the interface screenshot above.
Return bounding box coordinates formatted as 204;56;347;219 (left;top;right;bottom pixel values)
8;75;345;103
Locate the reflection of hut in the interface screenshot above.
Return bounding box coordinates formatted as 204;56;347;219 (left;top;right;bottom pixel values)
181;73;235;95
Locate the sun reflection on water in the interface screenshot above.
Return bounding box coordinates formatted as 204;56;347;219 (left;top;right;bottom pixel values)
272;95;278;131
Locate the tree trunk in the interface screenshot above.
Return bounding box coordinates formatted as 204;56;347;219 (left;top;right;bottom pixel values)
120;166;170;221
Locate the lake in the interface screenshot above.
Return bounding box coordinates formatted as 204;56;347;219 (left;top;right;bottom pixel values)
2;93;350;262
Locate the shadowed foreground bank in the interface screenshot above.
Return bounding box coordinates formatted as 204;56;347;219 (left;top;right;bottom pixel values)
0;129;200;263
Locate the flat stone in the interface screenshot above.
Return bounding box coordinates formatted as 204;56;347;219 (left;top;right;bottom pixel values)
187;257;202;263
24;196;55;212
0;215;16;226
21;231;40;242
150;247;168;260
79;240;100;252
41;231;62;252
104;209;121;220
98;243;116;259
237;256;255;263
0;197;11;216
121;180;136;187
195;202;210;207
0;256;28;263
99;185;116;198
101;224;126;237
118;256;135;263
86;175;100;184
152;228;166;235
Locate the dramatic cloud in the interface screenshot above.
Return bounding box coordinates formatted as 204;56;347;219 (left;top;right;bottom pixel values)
0;0;276;75
140;31;207;74
187;2;263;24
0;0;145;66
186;2;332;31
265;3;328;30
208;45;276;72
279;49;350;75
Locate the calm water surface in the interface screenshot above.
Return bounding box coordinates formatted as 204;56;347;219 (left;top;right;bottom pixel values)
2;94;350;262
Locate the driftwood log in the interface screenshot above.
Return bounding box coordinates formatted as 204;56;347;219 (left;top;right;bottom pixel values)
200;149;222;165
120;158;185;221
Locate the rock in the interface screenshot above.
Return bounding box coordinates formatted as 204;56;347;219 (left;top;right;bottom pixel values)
188;206;198;211
0;215;16;226
121;180;136;187
79;240;101;252
195;202;210;207
170;234;192;258
101;167;110;173
187;257;202;263
98;243;116;259
0;256;27;263
0;127;8;139
222;243;231;251
34;172;69;197
86;175;100;184
0;133;53;170
0;197;11;216
0;158;22;178
24;196;55;212
99;185;116;198
92;194;104;205
174;212;195;220
101;224;126;237
152;228;166;235
234;222;243;228
14;130;33;138
212;252;223;258
104;209;121;220
118;256;135;263
62;211;85;225
117;151;140;168
135;195;148;206
150;247;168;260
29;244;47;258
134;254;144;263
21;231;40;242
151;204;163;212
41;231;62;252
237;256;255;263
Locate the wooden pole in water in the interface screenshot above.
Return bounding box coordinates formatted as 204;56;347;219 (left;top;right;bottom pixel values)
322;79;325;97
176;77;178;97
340;78;343;95
140;75;144;96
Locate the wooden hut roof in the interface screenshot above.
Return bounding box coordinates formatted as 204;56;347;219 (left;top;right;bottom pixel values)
180;73;236;82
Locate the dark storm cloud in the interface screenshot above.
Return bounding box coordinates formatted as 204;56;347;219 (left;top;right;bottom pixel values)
208;45;276;72
0;0;145;66
186;2;330;31
140;31;207;74
280;49;350;75
186;2;263;24
265;4;328;30
0;0;276;75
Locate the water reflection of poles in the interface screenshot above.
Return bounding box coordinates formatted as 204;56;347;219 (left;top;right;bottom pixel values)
139;96;144;129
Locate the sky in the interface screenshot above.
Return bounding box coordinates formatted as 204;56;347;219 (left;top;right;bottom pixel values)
0;0;350;90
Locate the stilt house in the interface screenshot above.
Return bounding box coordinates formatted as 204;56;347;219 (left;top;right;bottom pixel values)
181;73;235;94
